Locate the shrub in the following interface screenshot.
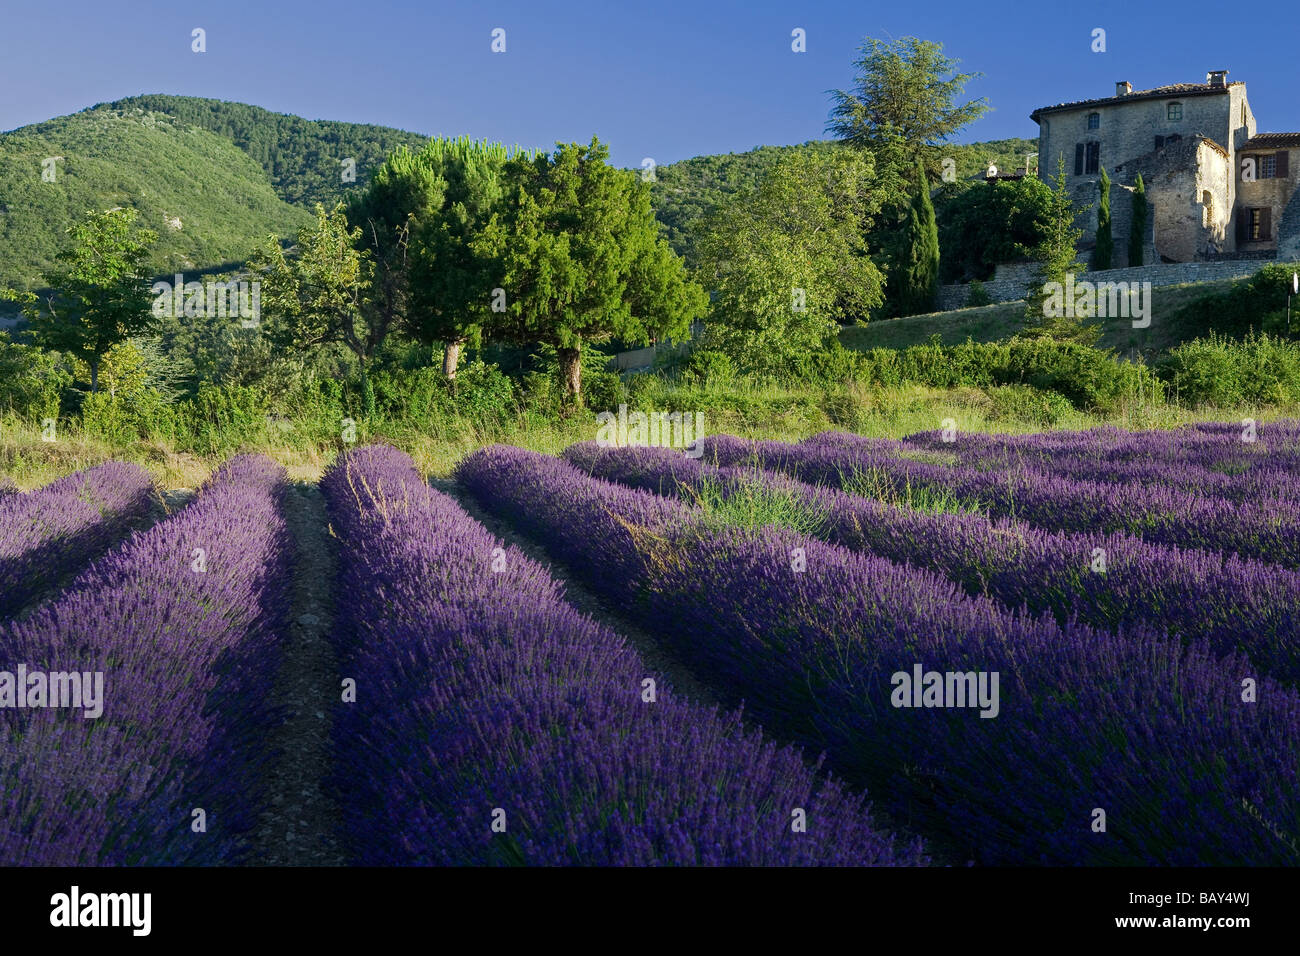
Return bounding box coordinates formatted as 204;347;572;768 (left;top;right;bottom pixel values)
174;383;273;456
1167;261;1300;340
852;336;1155;412
984;383;1074;426
681;348;737;386
1158;332;1300;408
965;280;992;308
0;333;70;420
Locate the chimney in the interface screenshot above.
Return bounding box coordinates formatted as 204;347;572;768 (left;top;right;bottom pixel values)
1207;70;1228;87
1116;81;1132;96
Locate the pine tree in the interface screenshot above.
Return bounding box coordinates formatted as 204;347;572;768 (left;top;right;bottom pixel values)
900;158;940;315
1129;173;1147;266
475;138;706;404
1092;167;1113;270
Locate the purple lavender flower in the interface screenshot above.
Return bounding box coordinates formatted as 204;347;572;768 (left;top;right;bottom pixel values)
326;444;923;866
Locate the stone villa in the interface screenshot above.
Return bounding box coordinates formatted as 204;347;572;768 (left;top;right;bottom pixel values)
1030;71;1300;263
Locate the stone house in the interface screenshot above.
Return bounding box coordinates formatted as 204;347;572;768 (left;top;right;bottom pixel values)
1031;72;1300;264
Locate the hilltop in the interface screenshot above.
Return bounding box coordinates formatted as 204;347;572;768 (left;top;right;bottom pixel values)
0;107;312;290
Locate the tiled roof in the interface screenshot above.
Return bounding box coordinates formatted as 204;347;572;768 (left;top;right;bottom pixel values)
1242;133;1300;149
1031;82;1239;122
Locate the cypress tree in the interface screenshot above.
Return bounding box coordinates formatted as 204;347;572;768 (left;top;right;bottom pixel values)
1129;173;1147;266
1093;167;1113;270
901;158;940;315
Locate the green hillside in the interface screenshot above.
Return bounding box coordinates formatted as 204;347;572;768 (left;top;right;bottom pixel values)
0;92;1039;296
0;107;313;290
97;95;430;209
649;136;1038;262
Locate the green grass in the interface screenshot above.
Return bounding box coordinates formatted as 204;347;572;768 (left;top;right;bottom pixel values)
840;463;988;517
3;373;1292;492
684;468;832;537
839;277;1249;355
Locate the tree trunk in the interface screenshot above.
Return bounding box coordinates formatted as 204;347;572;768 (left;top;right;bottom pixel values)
443;339;463;380
557;347;582;404
89;357;99;395
359;361;376;418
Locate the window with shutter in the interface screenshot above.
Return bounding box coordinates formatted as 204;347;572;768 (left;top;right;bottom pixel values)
1085;143;1100;174
1276;151;1290;179
1075;143;1084;175
1261;155;1277;178
1237;213;1248;242
1246;208;1267;241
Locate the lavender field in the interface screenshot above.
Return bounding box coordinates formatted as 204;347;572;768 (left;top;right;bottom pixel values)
3;418;1299;866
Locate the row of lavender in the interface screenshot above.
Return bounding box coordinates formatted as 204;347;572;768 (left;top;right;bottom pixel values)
902;419;1300;504
709;433;1300;570
562;442;1300;685
0;462;156;618
320;445;923;865
0;456;290;865
456;445;1300;865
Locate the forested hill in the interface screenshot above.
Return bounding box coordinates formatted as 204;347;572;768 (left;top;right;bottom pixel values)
95;95;430;208
0;92;1036;290
0;107;312;290
650;136;1039;262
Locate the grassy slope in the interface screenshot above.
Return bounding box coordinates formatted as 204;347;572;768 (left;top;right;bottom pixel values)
840;278;1247;355
0;108;313;290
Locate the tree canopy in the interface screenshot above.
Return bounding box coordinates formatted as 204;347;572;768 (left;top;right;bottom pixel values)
474;138;706;402
4;208;158;393
696;147;884;373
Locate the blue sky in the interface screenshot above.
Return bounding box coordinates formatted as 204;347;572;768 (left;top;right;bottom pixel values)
2;0;1297;166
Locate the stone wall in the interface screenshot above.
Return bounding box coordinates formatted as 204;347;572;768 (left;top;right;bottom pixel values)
935;258;1277;311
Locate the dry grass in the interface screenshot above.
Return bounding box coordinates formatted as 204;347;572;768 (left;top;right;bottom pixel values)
2;385;1296;491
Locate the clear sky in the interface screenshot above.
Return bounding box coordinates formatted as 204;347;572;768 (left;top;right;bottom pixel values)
2;0;1297;166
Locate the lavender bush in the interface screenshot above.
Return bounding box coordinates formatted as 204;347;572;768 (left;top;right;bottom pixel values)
901;424;1300;503
0;461;156;618
458;445;1300;865
703;434;1300;570
322;444;922;866
563;441;1300;685
0;455;291;865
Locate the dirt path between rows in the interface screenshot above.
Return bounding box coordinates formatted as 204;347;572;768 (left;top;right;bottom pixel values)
431;476;723;710
250;482;347;865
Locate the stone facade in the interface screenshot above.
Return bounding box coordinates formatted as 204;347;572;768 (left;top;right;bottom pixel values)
1237;133;1300;259
1030;72;1298;264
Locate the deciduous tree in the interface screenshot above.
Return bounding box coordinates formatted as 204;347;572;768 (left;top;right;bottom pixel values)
3;208;157;394
696;148;884;372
